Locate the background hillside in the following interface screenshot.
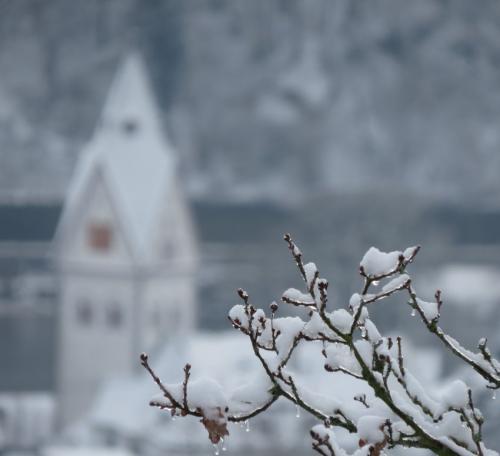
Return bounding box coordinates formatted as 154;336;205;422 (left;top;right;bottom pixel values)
1;0;500;206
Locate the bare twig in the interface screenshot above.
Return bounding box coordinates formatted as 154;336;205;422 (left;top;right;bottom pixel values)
406;284;500;389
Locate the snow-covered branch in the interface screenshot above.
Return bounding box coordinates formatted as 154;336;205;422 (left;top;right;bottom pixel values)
141;235;500;455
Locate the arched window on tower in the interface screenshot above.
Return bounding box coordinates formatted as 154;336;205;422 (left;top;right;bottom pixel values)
88;222;113;252
163;237;176;259
122;118;139;135
76;299;92;326
106;301;123;328
150;303;162;331
169;306;182;333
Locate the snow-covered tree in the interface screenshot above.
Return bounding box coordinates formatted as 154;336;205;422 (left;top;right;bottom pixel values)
141;234;500;455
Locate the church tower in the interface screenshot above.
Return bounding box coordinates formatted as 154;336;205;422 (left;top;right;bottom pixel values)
54;53;198;427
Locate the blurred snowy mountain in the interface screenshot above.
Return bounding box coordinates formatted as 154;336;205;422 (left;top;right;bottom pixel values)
1;0;500;206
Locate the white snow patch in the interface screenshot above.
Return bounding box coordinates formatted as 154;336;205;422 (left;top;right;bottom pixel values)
357;415;386;444
360;247;401;277
416;298;439;321
382;274;410;293
42;448;134;456
282;288;314;304
440;379;469;410
330;309;354;333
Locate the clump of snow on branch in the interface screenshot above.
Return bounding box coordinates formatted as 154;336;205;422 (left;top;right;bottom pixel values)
360;247;402;277
141;234;500;456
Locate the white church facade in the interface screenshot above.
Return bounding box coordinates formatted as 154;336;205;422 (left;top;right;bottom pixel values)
54;54;198;428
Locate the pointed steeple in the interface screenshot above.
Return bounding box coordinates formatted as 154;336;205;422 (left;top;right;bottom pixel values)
58;52;178;260
100;52;162;136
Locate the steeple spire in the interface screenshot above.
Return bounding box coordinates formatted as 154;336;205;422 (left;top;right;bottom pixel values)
58;52;177;259
100;52;162;136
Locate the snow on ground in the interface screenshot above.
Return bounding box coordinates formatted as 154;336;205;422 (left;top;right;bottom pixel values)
42;447;134;456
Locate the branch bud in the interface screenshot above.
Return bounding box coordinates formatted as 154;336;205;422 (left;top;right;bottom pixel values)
318;279;329;290
237;288;249;302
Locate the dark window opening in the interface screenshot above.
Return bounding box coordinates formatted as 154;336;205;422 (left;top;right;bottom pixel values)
169;306;181;329
76;299;92;325
122;119;139;134
151;305;162;329
163;241;175;258
88;223;113;251
107;302;123;328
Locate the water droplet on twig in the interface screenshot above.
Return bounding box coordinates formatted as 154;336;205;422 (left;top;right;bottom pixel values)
295;404;301;418
245;420;250;432
411;308;416;317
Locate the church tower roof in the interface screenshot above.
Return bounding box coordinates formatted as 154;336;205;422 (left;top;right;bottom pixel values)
57;53;178;260
101;52;163;136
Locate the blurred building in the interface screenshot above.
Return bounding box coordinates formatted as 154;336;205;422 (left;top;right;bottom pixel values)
0;393;55;453
54;53;198;428
0;203;59;454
